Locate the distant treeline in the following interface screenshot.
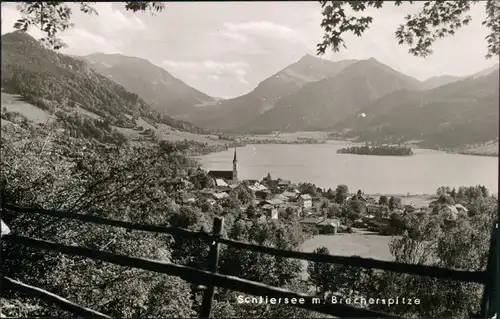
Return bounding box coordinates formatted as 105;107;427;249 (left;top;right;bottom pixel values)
337;144;413;156
168;139;246;156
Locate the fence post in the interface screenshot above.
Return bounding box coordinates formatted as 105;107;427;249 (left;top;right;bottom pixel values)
1;219;11;237
480;221;498;318
1;219;10;318
200;217;224;319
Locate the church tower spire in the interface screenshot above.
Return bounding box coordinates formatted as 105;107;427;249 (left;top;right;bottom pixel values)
232;148;238;184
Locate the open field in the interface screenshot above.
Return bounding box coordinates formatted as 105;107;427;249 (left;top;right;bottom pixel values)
1;91;225;145
367;194;435;208
299;232;393;279
114;123;225;145
1;92;53;124
456;141;498;157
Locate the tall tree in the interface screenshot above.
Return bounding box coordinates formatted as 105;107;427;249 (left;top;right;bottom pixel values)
317;1;499;59
378;195;388;206
335;184;349;205
307;246;334;293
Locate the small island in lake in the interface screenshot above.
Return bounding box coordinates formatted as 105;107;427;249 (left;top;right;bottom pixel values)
337;144;414;156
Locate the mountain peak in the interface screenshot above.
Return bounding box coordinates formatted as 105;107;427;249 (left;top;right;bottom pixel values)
296;53;324;64
79;53;215;116
301;53;317;59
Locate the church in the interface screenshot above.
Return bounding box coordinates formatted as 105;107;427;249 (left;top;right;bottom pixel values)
207;149;239;185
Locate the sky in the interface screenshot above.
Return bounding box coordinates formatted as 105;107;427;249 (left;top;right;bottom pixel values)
2;2;498;99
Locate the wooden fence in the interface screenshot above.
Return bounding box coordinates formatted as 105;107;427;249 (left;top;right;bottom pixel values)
0;203;498;318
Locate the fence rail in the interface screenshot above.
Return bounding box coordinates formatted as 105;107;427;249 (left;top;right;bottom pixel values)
1;204;497;318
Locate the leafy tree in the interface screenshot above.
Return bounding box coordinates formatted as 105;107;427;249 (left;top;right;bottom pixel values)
388;196;402;210
334;184;349;205
325;188;336;200
345;192;497;318
438;194;456;205
188;169;213;190
307;246;333;293
15;0;499;61
344;199;366;223
450;187;457;199
245;204;257;219
229;186;253;205
317;1;499;59
12;2;165;50
1;127;196;317
356;189;363;198
378;195;388;206
298;182;318;197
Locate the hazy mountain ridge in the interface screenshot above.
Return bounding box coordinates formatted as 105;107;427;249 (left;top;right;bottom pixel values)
1;31;205;134
336;69;499;149
422;75;461;90
79;53;217;117
183;54;358;130
237;58;423;133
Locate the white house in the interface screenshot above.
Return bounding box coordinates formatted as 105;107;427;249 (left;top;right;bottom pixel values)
298;194;312;209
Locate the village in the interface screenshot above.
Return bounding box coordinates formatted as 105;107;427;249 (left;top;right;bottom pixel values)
176;150;471;235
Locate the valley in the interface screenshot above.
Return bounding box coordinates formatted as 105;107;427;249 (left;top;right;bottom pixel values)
1;3;498;318
1;31;497;157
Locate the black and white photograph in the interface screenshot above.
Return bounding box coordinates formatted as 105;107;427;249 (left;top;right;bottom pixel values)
0;1;499;318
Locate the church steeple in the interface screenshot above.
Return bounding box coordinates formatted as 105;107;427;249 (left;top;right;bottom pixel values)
232;148;238;184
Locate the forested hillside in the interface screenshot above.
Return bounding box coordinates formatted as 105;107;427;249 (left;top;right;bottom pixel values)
239;58;422;132
185;55;358;131
335;69;499;149
80;53;217;117
1;31;206;139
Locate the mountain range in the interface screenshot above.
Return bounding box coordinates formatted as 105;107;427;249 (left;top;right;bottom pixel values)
180;54;359;131
79;53;217;117
236;58;422;133
1;31;205;135
2;31;498;150
336;69;499;148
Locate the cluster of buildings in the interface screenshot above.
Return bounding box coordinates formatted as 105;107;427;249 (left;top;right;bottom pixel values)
178;150;471;234
178;149;342;234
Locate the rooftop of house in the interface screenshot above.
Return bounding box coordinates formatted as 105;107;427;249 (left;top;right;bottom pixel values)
299;217;341;226
198;188;216;194
246;183;269;192
207;170;234;180
261;198;284;206
243;179;260;185
282;191;299;198
454;204;469;212
299;194;312;200
215;179;229;187
445;205;459;215
213;192;229;200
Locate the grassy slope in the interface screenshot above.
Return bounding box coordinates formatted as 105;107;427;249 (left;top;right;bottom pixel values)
1;92;224;146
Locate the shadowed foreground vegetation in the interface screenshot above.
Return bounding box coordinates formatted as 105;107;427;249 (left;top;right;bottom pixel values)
0;119;496;318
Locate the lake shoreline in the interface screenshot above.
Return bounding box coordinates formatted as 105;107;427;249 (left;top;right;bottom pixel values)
195;143;498;195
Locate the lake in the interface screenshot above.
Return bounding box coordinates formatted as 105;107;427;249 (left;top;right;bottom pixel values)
195;142;498;195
